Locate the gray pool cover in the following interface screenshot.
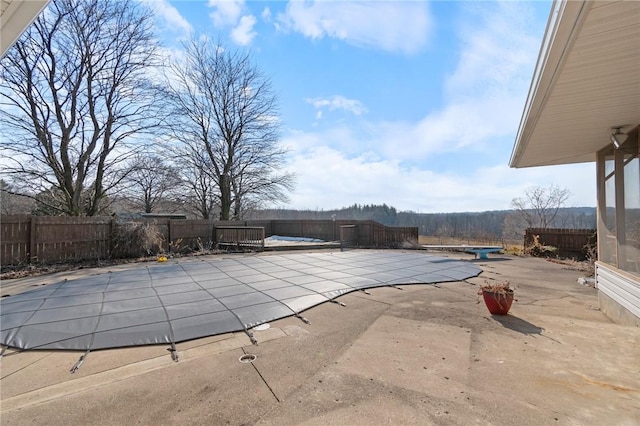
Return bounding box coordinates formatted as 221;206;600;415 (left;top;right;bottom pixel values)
1;251;480;355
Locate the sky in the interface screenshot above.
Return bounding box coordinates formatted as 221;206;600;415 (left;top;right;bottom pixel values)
151;0;597;213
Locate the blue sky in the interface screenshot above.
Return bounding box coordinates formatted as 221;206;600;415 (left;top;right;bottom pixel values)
151;0;596;213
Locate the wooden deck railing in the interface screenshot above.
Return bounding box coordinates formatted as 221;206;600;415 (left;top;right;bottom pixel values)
215;226;265;251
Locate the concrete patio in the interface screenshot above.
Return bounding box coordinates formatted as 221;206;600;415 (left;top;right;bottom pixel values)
1;250;639;425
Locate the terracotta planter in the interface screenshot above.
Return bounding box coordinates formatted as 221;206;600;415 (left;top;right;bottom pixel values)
482;289;514;315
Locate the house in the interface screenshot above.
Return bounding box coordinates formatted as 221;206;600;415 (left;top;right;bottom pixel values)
511;0;640;325
0;0;49;58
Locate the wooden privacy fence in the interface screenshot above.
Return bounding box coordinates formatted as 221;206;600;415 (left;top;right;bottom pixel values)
1;216;418;267
338;221;418;248
1;215;216;266
524;228;597;260
1;216;113;265
210;219;417;248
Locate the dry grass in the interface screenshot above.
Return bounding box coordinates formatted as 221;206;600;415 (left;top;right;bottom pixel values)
478;279;512;294
418;235;523;254
546;258;595;275
418;235;521;246
502;244;524;256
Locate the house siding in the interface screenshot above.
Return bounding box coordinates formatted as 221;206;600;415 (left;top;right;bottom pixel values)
596;262;640;326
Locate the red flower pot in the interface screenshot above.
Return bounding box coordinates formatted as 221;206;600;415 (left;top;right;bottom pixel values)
482;289;514;315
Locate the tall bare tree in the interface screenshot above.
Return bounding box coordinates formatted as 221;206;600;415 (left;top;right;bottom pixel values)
0;0;162;216
120;153;183;213
511;185;572;229
166;37;294;220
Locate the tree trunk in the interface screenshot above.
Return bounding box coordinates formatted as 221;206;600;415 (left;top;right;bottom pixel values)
219;174;231;220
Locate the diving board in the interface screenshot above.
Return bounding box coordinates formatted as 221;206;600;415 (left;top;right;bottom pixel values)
421;245;503;260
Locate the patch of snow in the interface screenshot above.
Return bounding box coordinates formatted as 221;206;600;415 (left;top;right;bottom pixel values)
265;235;325;243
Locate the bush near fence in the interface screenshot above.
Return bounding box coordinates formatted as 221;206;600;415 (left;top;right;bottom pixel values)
524;228;597;260
0;216;418;267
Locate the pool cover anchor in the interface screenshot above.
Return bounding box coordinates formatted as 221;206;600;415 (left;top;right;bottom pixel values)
330;300;346;307
168;342;179;362
388;284;404;290
295;313;310;324
70;349;90;374
360;289;372;295
245;330;258;345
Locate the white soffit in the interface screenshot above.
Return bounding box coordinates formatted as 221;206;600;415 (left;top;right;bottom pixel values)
511;0;640;168
1;0;49;58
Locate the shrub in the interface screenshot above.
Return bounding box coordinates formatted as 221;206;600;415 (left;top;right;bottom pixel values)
112;221;164;258
583;236;598;276
524;234;557;258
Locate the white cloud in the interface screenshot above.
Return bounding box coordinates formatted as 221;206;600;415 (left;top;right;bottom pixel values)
282;143;596;212
373;2;542;161
207;0;257;46
306;95;367;117
277;1;432;54
140;0;192;35
353;2;541;163
285;92;524;165
231;15;257;45
208;0;244;27
444;2;540;100
295;2;541;163
262;7;272;22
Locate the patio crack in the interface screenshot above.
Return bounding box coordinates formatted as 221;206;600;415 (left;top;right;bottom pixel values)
243;347;281;403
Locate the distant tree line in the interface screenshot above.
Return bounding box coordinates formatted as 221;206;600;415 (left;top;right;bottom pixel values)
3;178;596;240
247;204;596;240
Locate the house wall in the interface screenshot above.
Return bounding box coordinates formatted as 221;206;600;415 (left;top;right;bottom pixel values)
596;263;640;327
596;127;640;325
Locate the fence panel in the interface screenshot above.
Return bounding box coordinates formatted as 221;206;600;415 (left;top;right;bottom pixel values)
34;216;112;263
368;222;418;248
339;225;358;250
246;220;273;236
1;215;31;265
378;226;419;247
266;219;337;240
269;220;303;238
525;228;597;259
169;220;214;249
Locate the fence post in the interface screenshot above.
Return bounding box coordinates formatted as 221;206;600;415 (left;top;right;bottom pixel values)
29;216;37;263
109;218;116;257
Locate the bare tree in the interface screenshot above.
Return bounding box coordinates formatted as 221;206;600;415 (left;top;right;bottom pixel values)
0;0;162;216
230;142;295;219
511;185;571;229
165;37;294;220
0;180;34;214
170;143;216;219
120;154;183;213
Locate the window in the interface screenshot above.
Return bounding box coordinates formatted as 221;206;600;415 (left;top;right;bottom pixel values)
622;146;640;274
598;129;640;276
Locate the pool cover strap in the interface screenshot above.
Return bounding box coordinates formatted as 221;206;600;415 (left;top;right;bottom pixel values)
70;349;90;373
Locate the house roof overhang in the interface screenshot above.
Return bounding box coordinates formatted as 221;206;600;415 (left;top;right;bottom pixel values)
510;0;640;168
1;0;49;58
